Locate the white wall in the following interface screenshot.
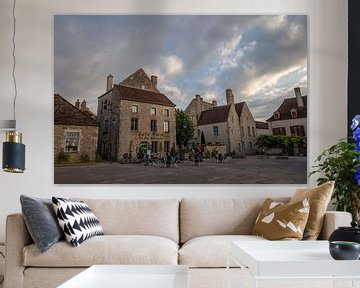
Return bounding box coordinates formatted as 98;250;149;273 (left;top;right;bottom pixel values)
0;0;348;242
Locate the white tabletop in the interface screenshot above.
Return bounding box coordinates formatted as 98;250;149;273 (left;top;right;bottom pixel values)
58;265;189;288
231;241;360;278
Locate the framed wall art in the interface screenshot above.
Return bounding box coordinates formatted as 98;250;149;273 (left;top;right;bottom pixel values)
54;15;307;184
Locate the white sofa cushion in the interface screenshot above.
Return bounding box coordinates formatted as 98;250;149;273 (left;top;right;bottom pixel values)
180;198;289;243
23;235;178;267
72;198;180;243
179;235;267;268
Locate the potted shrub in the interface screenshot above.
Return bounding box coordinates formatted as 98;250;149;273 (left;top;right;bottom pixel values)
310;115;360;222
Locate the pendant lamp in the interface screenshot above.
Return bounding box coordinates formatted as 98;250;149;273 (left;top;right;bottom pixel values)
1;0;26;173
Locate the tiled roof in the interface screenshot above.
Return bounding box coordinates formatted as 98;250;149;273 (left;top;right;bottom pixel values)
120;68;159;92
197;105;230;126
54;94;98;126
234;102;245;117
115;84;176;107
255;121;269;129
267;96;307;122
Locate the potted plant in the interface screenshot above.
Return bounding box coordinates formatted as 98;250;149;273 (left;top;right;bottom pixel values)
310;115;360;222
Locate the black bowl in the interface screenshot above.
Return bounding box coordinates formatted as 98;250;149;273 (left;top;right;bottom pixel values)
329;241;360;260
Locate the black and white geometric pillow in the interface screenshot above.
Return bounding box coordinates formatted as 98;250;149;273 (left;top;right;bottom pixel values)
52;197;104;247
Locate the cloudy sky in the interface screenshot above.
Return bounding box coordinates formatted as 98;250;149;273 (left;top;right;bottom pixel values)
54;15;307;121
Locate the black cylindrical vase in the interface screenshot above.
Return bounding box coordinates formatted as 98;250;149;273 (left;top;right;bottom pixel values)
2;131;25;173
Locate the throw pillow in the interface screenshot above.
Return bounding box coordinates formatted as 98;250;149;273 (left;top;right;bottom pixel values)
289;181;334;240
252;198;310;240
52;197;104;247
20;195;64;253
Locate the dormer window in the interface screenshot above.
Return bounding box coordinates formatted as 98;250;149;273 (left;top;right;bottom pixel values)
290;108;298;119
274;111;280;120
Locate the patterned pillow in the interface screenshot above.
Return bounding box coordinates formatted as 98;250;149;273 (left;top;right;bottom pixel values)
252;198;310;240
289;181;334;240
52;197;104;247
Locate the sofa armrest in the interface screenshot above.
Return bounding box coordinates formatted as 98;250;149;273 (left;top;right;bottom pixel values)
4;214;33;288
318;211;352;240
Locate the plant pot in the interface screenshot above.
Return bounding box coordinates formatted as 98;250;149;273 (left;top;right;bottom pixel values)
329;221;360;244
329;241;360;260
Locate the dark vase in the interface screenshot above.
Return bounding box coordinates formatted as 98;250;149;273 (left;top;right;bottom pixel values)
328;221;360;244
329;241;360;260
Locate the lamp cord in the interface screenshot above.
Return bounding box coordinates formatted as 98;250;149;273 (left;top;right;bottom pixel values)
11;0;17;130
0;251;4;284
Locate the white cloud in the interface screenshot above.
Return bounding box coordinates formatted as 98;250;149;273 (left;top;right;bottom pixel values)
219;34;243;69
201;75;216;87
145;55;184;86
287;22;302;41
159;83;185;104
160;55;184;76
297;75;308;86
265;15;286;31
203;90;219;102
241;62;306;98
263;87;290;100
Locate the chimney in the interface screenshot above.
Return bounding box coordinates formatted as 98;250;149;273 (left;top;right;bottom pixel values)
226;89;234;105
195;94;201;101
294;87;304;108
75;99;80;109
212;100;217;107
81;100;87;111
151;75;158;89
106;74;114;92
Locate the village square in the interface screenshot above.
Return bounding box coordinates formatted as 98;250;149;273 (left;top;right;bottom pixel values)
54;68;307;184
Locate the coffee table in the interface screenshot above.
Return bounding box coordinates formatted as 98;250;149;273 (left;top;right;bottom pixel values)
57;265;189;288
228;241;360;288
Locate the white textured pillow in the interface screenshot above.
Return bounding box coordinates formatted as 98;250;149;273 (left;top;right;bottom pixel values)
52;197;103;247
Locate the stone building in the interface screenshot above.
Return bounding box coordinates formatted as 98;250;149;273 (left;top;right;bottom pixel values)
185;95;217;129
235;99;257;154
266;87;307;137
54;94;99;162
97;69;176;160
75;99;96;119
185;89;257;154
255;121;270;136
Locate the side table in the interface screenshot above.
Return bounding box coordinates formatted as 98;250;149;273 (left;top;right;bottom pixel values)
227;240;360;288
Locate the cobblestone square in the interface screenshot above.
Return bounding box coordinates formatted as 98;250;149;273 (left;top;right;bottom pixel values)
54;156;307;184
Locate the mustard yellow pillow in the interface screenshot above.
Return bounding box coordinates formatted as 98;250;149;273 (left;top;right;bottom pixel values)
289;181;334;240
252;198;310;240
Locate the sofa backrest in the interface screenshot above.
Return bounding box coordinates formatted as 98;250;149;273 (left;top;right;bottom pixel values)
180;198;289;243
73;198;180;243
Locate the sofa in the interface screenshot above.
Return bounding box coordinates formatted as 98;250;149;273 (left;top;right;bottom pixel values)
4;198;352;288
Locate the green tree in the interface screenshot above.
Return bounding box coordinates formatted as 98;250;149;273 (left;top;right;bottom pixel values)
256;135;280;149
201;131;206;145
176;109;194;147
256;135;304;149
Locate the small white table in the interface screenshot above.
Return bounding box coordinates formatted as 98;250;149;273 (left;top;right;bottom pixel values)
228;241;360;288
58;265;189;288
